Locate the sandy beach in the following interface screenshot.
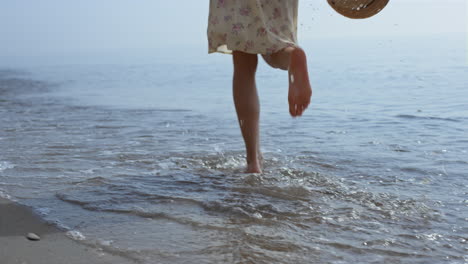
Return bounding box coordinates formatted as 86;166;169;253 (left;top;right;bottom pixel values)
0;198;135;264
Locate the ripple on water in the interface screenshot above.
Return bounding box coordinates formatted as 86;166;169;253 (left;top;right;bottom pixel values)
395;114;461;123
1;49;467;263
47;152;456;262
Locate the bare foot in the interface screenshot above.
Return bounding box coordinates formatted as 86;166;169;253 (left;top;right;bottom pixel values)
246;149;262;173
288;47;312;117
246;160;262;173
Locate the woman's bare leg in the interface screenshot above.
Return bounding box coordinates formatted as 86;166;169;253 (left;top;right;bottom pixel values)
263;47;312;117
232;51;262;173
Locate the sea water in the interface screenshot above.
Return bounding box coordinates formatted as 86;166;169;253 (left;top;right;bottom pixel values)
0;36;467;263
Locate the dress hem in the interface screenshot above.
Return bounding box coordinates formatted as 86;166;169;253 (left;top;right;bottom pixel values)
208;42;297;55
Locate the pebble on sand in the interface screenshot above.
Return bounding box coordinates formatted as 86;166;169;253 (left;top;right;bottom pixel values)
26;233;40;241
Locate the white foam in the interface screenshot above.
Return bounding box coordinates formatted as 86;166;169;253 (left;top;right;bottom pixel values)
66;230;86;241
215;156;245;170
423;233;443;241
252;212;263;219
0;161;14;172
80;169;95;175
0;189;12;200
97;239;113;247
158;161;176;170
35;207;51;217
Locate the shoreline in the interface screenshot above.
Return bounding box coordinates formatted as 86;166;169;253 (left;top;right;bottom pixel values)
0;197;135;264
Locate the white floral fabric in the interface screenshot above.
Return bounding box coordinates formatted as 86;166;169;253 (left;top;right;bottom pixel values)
207;0;298;55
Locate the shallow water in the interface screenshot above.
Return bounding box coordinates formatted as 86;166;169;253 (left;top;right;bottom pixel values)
1;36;467;263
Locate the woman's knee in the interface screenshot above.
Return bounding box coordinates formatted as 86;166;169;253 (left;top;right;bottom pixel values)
262;48;293;71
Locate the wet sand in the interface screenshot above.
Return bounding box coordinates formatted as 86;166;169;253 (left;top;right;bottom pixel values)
0;198;134;264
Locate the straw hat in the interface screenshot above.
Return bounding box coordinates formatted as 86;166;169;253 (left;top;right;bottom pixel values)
327;0;390;19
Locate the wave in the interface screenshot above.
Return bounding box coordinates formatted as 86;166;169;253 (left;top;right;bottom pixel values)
54;153;442;231
0;76;52;96
396;114;460;123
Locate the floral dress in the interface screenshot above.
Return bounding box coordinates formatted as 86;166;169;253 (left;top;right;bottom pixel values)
207;0;298;55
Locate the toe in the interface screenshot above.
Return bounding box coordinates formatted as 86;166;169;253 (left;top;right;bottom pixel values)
299;105;305;116
288;93;294;116
299;103;308;116
289;99;296;116
297;106;304;116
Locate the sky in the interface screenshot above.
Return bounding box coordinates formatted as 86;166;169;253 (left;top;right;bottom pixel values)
0;0;466;58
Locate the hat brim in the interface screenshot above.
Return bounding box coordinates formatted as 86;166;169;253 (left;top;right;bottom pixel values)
328;0;390;19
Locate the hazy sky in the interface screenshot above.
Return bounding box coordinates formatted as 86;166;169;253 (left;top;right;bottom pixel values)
0;0;466;57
